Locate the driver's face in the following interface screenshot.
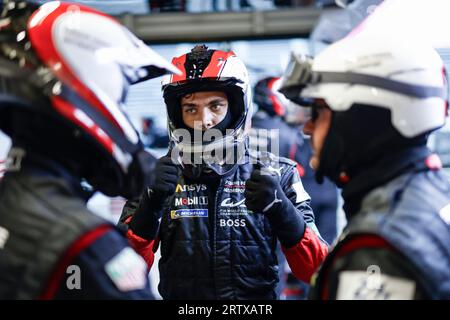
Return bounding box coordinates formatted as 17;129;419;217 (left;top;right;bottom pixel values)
181;91;229;130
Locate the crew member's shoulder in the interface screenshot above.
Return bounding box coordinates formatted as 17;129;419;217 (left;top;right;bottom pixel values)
248;150;297;177
256;151;297;168
395;169;450;211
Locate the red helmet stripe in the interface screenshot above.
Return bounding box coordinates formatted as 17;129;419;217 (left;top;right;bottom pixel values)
27;2;123;132
51;96;114;154
171;54;187;82
268;77;285;116
202;51;235;78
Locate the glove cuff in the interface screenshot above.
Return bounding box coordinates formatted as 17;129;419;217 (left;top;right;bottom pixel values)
129;189;165;240
266;196;306;248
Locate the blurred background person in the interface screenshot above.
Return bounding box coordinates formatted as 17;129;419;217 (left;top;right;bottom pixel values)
141;117;169;149
250;77;297;159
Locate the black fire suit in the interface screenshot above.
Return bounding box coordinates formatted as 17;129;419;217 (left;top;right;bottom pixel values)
121;152;328;300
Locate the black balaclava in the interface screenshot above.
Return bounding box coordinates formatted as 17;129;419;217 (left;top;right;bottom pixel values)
315;104;427;187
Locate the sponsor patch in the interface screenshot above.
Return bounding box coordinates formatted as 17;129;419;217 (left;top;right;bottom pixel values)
5;148;26;172
292;180;311;203
221;198;246;208
174;196;208;206
219;197;251;217
0;160;5;179
223;181;246;193
175;184;207;193
104;247;147;292
219;207;251;216
171;209;208;219
219;218;246;227
439;203;450;225
0;225;9;249
336;270;415;300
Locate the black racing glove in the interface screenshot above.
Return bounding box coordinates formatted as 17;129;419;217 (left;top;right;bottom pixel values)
148;155;180;201
129;156;179;240
245;166;306;247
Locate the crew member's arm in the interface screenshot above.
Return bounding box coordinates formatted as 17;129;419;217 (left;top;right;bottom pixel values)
245;164;328;284
310;235;428;300
41;225;154;300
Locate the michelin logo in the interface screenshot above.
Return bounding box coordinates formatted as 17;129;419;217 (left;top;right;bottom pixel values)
171;209;208;219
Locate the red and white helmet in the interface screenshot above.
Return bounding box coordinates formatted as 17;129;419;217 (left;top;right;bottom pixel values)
253;77;286;117
0;1;180;197
254;75;309;124
161;45;252;176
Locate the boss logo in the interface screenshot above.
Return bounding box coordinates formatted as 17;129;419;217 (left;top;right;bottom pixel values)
219;219;246;227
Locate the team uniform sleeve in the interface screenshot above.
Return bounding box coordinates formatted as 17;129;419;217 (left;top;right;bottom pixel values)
280;165;329;284
47;227;155;300
119;198;160;270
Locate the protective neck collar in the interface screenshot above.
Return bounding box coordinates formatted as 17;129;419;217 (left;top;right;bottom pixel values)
342;145;432;218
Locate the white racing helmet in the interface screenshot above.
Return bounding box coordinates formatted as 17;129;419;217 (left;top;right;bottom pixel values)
280;35;448;184
302;36;447;137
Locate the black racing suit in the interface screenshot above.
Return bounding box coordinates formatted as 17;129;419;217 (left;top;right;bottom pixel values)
310;146;450;299
121;152;328;300
0;149;154;299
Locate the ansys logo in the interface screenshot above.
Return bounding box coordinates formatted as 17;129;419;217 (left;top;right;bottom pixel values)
175;184;207;193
